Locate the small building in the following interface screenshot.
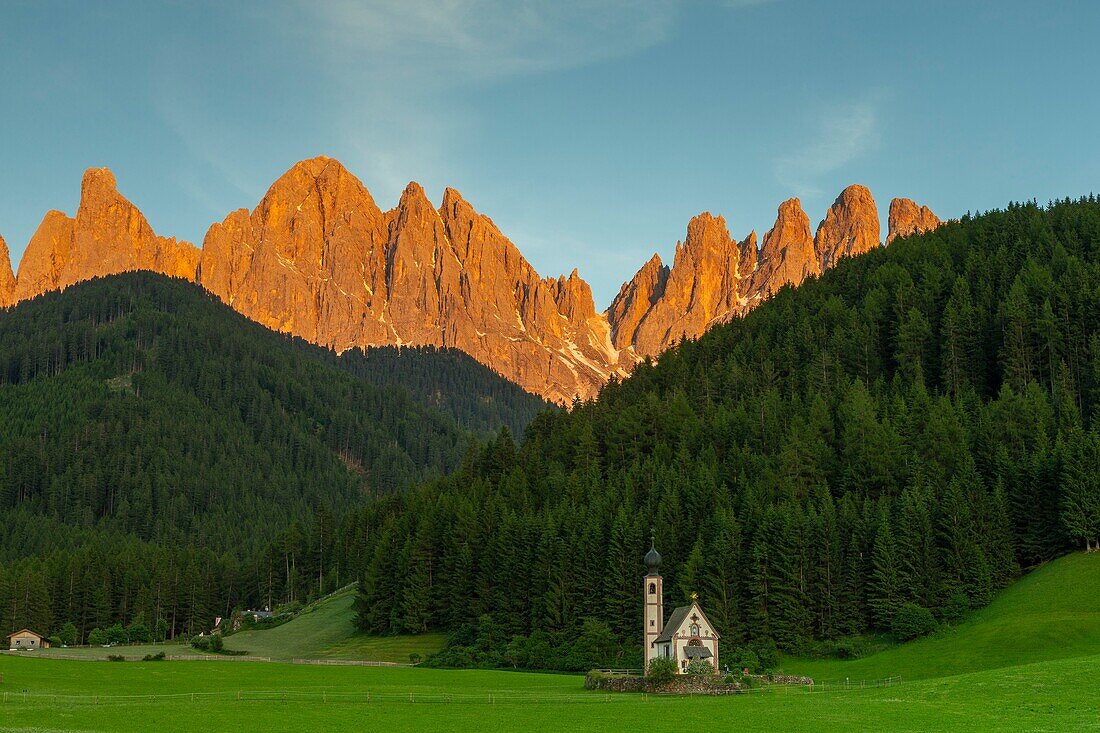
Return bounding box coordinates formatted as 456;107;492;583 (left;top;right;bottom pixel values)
7;629;49;651
230;609;273;632
643;541;720;674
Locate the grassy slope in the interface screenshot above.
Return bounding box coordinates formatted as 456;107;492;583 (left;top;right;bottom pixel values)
785;551;1100;682
29;588;445;663
221;587;446;662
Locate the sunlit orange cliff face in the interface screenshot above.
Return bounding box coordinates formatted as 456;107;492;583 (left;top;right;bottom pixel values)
0;157;941;403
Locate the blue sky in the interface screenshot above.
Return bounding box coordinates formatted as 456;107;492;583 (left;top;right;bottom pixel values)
2;0;1098;306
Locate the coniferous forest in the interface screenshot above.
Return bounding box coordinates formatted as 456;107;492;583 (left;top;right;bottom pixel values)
2;198;1100;666
0;274;547;639
344;197;1100;668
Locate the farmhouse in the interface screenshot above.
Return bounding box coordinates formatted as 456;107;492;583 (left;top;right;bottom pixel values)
7;629;49;650
643;542;719;674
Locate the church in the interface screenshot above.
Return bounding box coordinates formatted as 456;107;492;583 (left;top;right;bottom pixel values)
643;541;720;674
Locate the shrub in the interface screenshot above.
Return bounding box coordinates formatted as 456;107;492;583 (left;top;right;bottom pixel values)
190;635;211;652
722;674;737;685
142;652;166;661
104;623;127;646
892;603;938;640
59;622;79;647
646;657;677;685
734;647;760;673
127;622;151;644
48;635;62;648
748;638;780;671
586;670;606;684
685;659;715;676
409;652;422;665
107;655;125;662
87;628;107;646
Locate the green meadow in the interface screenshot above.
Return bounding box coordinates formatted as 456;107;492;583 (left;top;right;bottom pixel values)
2;552;1099;732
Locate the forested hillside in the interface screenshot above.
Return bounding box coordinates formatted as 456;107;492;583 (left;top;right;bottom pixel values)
344;197;1100;668
0;273;548;639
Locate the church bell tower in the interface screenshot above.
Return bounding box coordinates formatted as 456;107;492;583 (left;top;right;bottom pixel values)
643;533;663;671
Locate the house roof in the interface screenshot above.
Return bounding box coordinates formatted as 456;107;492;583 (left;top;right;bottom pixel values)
6;629;42;639
651;602;722;644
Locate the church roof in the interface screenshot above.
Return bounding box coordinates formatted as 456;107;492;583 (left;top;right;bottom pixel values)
683;645;713;659
651;602;721;645
652;606;692;644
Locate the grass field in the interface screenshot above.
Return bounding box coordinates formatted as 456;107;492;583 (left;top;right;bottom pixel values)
0;653;1096;732
2;552;1098;731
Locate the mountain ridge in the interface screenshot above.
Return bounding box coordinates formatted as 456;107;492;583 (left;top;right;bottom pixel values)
0;157;942;401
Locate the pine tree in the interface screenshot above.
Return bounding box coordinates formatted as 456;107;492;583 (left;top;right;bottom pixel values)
869;512;903;629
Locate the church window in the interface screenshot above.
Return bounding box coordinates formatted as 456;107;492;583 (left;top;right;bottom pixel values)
650;620;655;627
690;623;699;636
648;583;656;595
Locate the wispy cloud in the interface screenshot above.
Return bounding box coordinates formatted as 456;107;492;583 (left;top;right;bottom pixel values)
774;95;883;197
294;0;678;80
267;1;681;196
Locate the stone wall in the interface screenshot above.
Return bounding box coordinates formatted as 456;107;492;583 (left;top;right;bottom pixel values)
585;671;815;694
585;673;745;695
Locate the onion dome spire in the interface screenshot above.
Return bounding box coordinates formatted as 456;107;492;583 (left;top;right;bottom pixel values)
644;529;662;575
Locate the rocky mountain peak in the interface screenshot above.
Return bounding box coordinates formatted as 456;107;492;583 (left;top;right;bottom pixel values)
814;184;880;269
749;197;820;299
738;230;758;282
0;234;14;308
12;168;198;303
887;197;942;244
607;253;669;351
608;212;741;358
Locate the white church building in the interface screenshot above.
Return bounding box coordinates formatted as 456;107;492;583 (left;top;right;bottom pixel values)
643;541;720;674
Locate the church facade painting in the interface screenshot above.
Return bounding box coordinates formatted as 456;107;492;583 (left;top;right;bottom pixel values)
643;540;720;674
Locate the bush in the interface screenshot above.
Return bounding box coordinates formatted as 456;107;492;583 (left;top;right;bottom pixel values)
142;652;166;661
892;603;938;640
209;634;224;653
104;623;127;646
107;655;125;662
127;622;151;644
59;622;79;647
409;652;422;665
87;628;107;647
646;657;677;685
748;638;780;671
190;635;211;652
586;670;606;684
685;659;715;676
733;647;760;673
